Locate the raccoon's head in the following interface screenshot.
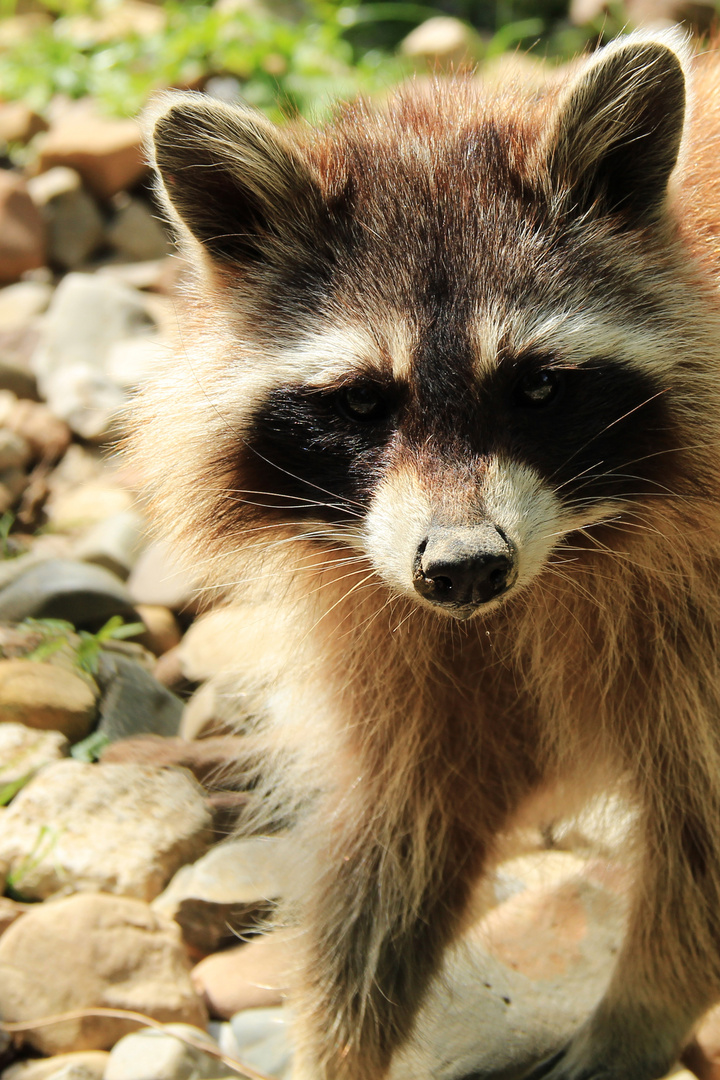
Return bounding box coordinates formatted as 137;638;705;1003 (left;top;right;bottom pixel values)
148;32;706;620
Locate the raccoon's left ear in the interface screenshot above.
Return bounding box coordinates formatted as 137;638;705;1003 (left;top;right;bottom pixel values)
147;93;330;270
544;33;688;223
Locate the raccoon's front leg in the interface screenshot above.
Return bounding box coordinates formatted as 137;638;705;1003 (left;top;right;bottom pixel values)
517;780;720;1080
291;809;487;1080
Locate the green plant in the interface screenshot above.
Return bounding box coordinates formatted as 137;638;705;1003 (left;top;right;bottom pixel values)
5;824;60;901
23;614;145;674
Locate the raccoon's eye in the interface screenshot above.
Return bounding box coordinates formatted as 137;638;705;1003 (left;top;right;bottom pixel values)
514;369;563;408
336;384;390;423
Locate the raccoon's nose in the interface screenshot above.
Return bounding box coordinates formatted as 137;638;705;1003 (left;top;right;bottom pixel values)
413;526;515;613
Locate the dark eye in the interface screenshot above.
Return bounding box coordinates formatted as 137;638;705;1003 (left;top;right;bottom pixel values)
514;369;563;408
337;383;390;423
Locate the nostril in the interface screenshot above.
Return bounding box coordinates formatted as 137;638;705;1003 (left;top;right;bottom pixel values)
413;528;515;611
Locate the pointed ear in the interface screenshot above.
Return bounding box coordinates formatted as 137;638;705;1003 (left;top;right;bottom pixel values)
544;33;688;223
147;93;329;268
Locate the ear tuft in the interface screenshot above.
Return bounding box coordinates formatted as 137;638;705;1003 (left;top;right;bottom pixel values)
545;32;689;224
146;92;328;268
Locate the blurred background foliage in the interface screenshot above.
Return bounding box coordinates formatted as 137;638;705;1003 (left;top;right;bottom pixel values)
0;0;714;121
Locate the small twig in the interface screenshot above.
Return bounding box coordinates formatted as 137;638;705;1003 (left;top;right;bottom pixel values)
0;1007;276;1080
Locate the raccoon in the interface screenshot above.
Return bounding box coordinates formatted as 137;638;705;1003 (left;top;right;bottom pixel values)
133;29;720;1080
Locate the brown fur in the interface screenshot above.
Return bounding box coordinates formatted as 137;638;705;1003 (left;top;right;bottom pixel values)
132;30;720;1080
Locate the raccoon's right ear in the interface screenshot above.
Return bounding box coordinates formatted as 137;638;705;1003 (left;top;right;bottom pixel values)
543;33;688;223
147;93;329;268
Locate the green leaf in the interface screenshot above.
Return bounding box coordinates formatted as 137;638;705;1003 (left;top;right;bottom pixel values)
71;731;110;763
0;774;32;807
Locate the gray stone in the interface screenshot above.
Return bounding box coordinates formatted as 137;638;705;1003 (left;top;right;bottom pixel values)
152;837;290;952
106;196;172;263
226;1008;293;1079
104;1024;235;1080
30;273;157;440
388;866;625;1079
74;509;146;580
96;651;184;742
0;557;138;630
27;167;104;271
0;759;212;900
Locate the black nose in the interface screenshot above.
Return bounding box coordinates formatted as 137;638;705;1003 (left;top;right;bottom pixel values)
413;525;515;613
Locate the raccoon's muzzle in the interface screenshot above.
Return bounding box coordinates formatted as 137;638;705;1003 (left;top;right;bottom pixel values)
412;524;516;617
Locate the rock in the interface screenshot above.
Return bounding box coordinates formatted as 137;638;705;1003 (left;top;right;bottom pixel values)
0;558;138;630
0;397;71;462
97;257;178;294
101;733;250;788
400;16;483;68
226;1008;293;1080
46;480;134;533
27;167;104;271
152;836;290;952
0;661;97;742
30;273;157;440
0;892;206;1054
177;607;264;683
35;110;147;201
135;604;181;656
193;935;291;1018
0;102;47;146
180;677;243;740
0;721;68;788
1;1052;109;1080
94;654;184;742
0;281;52;332
106;195;172;262
0;465;26;513
0;429;31;472
0;172;46;285
104;1024;234;1080
73;510;145;580
0;897;31;937
388;863;626;1078
127;541;202;612
152;645;190;693
0;759;212;900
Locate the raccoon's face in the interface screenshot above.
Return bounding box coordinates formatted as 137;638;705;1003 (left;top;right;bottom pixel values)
149;32;694;619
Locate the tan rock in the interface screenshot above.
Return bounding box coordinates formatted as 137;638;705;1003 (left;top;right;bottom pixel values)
3;397;71;462
36;111;146;201
45;479;134;531
0;281;53;333
27;166;104;271
0;102;47;146
192;935;291;1018
151;836;290;952
400;16;482;68
0;660;98;742
0;721;68;788
0;897;31;937
0;172;46;285
1;1051;109;1080
0;892;206;1054
0;759;212;900
135;604;181;656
